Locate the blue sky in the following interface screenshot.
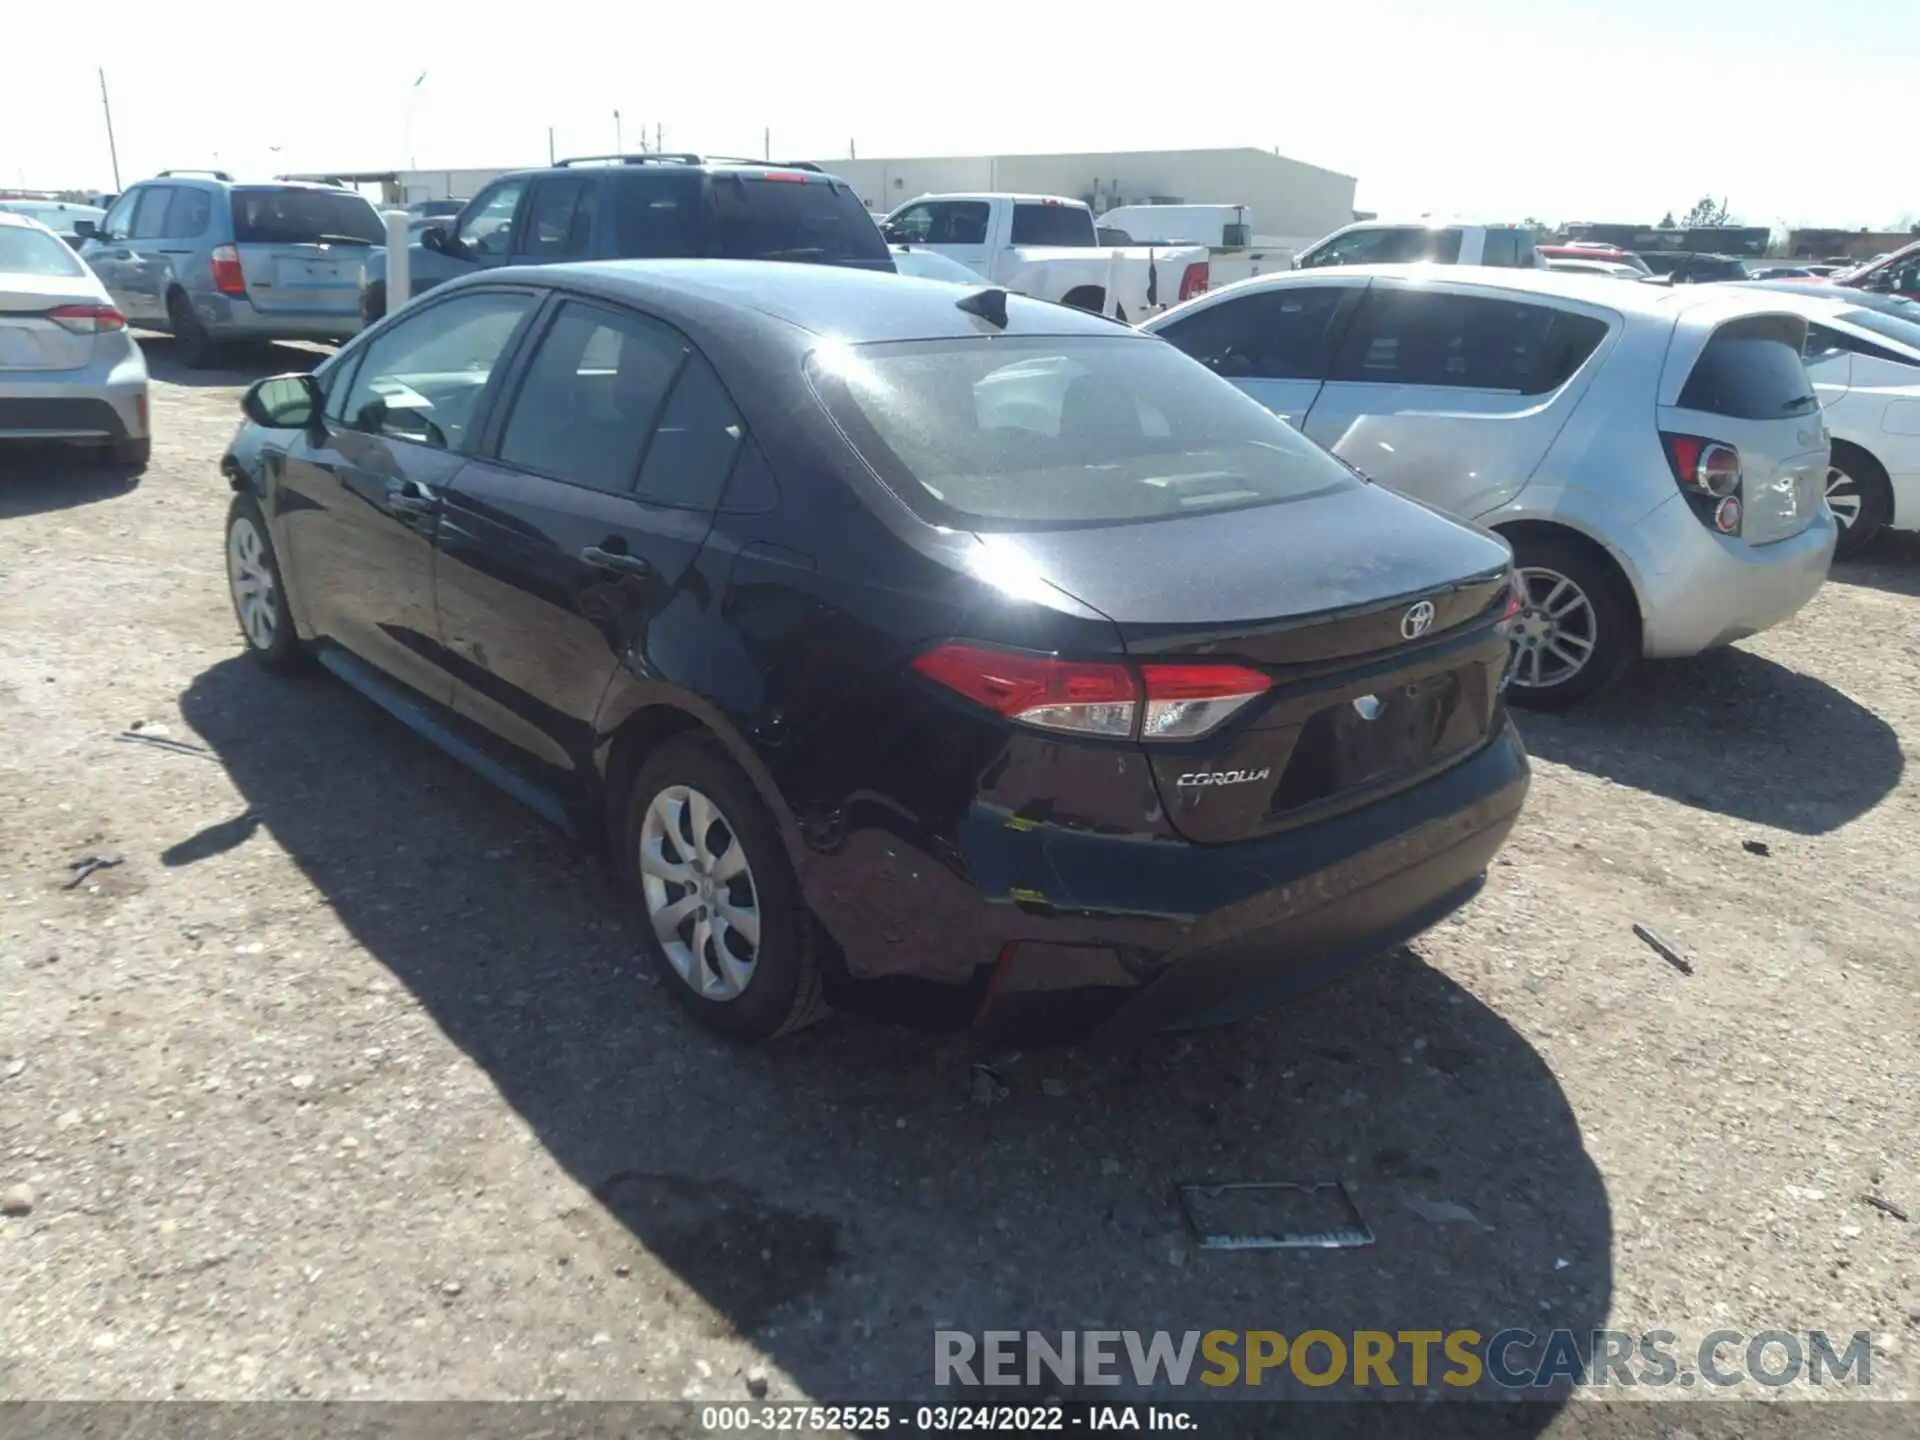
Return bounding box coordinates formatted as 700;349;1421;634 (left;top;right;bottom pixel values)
6;0;1913;229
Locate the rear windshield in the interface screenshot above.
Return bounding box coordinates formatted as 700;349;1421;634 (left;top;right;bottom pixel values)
1010;203;1096;247
1677;315;1817;420
808;335;1358;532
230;188;384;245
0;225;87;277
710;175;889;265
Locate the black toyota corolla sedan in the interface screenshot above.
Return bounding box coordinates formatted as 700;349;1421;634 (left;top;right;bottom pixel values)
220;259;1530;1042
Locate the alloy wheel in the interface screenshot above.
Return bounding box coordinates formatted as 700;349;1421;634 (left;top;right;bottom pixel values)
639;784;761;1002
227;515;279;650
1508;566;1598;691
1825;465;1862;532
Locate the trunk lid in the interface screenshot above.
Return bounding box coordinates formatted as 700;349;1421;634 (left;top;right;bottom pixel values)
1659;308;1827;545
0;277;102;372
228;187;383;317
1000;485;1515;843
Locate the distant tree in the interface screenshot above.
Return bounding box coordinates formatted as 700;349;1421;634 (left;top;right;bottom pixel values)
1681;195;1733;227
1658;212;1677;228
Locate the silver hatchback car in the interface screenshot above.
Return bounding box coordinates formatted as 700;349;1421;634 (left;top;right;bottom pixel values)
78;173;383;368
1141;265;1837;706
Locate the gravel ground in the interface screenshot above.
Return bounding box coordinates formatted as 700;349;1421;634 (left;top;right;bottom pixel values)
2;343;1917;1428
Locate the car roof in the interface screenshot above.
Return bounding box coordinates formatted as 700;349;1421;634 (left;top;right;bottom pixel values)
492;258;1138;343
1162;262;1796;323
0;210;57;234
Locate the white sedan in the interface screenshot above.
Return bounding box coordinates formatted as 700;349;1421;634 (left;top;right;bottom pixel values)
1718;286;1920;555
888;244;986;284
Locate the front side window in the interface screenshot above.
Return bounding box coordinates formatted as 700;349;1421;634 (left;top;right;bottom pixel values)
1481;230;1519;267
518;178;599;257
455;180;527;258
100;191;138;239
1331;288;1610;394
808;335;1357;531
496;300;687;492
1156;287;1350;381
340;290;535;448
886;200;991;246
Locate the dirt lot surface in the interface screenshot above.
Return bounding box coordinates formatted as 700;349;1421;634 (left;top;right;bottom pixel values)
3;344;1917;1427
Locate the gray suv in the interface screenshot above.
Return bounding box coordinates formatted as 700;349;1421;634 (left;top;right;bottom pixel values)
78;171;384;367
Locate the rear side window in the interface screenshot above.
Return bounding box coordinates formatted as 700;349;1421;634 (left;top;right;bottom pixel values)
129;188;173;240
519;177;599;257
612;175;702;257
711;176;889;264
1481;230;1519;266
1156;287;1351;381
166;188;211;238
231;188;384;245
1677;315;1817;419
497;300;688;492
1010;203;1096;247
0;225;87;277
1331;289;1608;394
1804;323;1918;370
636;354;746;509
808;335;1357;531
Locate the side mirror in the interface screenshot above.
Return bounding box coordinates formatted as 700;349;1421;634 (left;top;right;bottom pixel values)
879;223;904;243
73;219;98;239
242;373;322;430
419;224;448;254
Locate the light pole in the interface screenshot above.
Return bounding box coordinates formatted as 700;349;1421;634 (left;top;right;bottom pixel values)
615;110;623;154
97;68;122;191
402;70;428;170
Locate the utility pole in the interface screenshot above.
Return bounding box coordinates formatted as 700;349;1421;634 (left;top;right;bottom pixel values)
849;139;856;159
764;127;770;161
614;110;623;154
656;122;662;154
548;127;556;165
98;68;122;191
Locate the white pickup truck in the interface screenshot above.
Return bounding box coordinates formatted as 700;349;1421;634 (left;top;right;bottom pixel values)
878;193;1210;320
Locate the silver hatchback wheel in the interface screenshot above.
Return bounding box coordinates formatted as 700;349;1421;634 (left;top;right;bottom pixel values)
639;784;761;1002
1509;566;1598;691
227;514;279;651
1825;465;1862;532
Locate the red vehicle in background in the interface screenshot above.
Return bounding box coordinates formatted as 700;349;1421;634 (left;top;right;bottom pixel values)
1834;239;1920;299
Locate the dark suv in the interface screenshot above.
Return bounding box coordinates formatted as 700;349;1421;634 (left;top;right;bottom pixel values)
359;154;892;323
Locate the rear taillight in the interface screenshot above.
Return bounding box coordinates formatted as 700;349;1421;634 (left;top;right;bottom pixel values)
210;244;247;297
1178;262;1209;302
911;644;1269;741
1662;432;1744;535
46;303;126;334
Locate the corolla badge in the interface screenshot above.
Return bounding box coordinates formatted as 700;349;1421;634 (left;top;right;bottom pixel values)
1176;768;1272;787
1401;600;1436;640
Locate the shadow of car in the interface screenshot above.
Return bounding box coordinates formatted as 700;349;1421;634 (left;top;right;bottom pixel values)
136;335;326;389
1517;647;1902;834
0;443;144;518
1827;532;1920;599
177;654;1610;1413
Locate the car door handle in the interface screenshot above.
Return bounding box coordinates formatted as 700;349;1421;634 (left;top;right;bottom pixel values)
157;248;194;256
580;546;651;577
386;482;439;516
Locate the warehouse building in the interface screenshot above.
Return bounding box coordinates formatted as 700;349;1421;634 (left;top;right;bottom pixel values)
804;147;1358;249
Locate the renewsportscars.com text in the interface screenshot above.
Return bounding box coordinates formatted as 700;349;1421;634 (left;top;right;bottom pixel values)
935;1328;1875;1392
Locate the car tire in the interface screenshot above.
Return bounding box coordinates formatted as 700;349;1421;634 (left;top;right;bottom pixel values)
1502;532;1636;711
620;736;827;1042
224;492;307;673
1825;443;1893;560
167;290;222;370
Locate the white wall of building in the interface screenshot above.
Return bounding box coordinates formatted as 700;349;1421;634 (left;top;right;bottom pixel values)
812;147;1357;246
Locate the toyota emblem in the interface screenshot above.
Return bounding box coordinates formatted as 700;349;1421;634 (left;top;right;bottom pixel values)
1400;600;1436;640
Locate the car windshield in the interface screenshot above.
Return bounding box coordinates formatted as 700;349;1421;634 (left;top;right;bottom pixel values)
808;335;1358;532
1838;306;1920;352
0;225;87;277
230;187;384;245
